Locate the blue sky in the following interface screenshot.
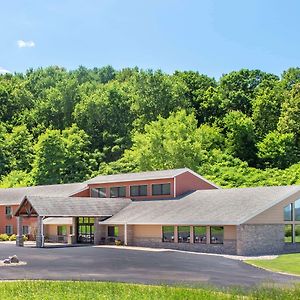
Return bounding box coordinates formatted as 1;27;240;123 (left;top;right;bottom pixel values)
1;0;299;78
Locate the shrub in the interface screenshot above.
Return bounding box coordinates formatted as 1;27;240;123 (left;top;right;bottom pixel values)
115;239;123;246
0;234;9;241
23;235;28;241
9;234;16;241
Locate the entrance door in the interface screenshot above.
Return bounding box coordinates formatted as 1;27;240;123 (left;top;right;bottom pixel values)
77;217;95;243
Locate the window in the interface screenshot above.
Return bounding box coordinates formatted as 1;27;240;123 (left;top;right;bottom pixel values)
295;200;300;221
162;226;174;243
5;225;13;235
210;226;224;244
194;226;206;244
178;226;190;243
22;226;29;235
295;225;300;243
284;224;293;243
107;226;118;237
57;225;67;236
5;206;12;216
284;203;293;221
130;185;147;197
110;186;126;197
91;188;106;198
152;183;171;196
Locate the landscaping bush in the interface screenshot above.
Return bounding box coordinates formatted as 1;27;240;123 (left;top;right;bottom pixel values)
0;234;9;241
9;234;17;241
0;234;28;242
115;239;123;246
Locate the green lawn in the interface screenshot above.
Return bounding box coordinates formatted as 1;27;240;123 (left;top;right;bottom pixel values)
0;281;300;300
246;253;300;276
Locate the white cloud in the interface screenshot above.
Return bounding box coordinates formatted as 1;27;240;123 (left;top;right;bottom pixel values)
0;67;11;74
17;40;35;48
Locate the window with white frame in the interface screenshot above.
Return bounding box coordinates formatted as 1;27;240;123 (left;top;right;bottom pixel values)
295;199;300;221
5;225;13;235
5;206;12;216
22;225;29;235
284;203;293;221
283;199;300;244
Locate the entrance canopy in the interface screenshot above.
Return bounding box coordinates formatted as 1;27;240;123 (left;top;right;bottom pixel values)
14;195;132;248
15;196;132;218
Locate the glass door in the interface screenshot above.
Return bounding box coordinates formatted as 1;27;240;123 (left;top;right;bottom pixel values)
77;217;95;244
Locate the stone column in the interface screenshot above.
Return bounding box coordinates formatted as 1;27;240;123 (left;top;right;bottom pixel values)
127;225;133;245
36;216;44;248
68;217;77;244
94;217;101;245
72;217;77;243
206;226;210;244
174;226;178;243
190;226;194;243
16;216;24;247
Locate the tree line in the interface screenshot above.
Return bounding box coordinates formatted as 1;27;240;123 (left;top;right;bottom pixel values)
0;66;299;188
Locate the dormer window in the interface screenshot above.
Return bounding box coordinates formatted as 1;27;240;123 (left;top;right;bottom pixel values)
130;185;147;197
91;188;106;198
152;183;170;196
110;186;126;198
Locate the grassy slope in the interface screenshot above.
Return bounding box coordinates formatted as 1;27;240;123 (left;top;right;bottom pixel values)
246;253;300;276
1;281;300;300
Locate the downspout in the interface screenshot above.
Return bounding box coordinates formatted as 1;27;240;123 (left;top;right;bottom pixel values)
124;222;128;246
174;177;177;198
41;216;45;248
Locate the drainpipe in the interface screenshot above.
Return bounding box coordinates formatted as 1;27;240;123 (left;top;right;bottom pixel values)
174;177;177;198
41;216;45;248
124;223;128;246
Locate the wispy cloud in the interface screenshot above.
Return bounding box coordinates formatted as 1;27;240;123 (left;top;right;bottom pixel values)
0;67;11;74
17;40;35;48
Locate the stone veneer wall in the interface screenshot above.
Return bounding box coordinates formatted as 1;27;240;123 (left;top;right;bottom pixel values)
283;242;300;253
236;224;285;256
131;237;237;255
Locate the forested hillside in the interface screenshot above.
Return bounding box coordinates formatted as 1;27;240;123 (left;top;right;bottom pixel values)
0;66;299;188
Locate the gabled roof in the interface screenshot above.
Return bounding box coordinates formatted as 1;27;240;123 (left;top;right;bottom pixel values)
101;185;300;225
15;196;132;217
0;183;88;205
85;167;219;188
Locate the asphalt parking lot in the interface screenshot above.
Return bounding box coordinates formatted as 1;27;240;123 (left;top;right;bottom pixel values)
0;242;298;287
